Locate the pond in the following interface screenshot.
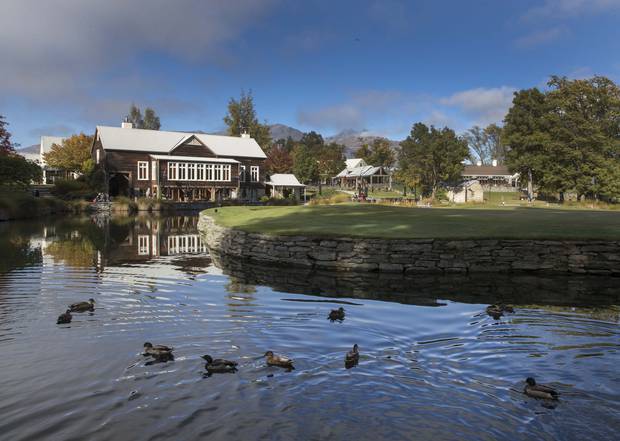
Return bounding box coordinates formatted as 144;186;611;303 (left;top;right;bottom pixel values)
0;214;619;441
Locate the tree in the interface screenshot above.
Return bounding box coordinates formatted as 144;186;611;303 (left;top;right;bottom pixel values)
265;144;294;174
43;133;94;174
125;104;161;130
143;108;161;130
318;142;346;178
463;124;507;165
358;137;395;167
127;104;143;128
223;90;272;149
299;131;324;151
0;154;42;187
399;123;469;199
504;76;620;201
292;145;318;184
0;115;16;155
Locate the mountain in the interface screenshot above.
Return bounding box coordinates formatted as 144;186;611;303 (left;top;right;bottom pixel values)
326;130;400;157
269;124;303;142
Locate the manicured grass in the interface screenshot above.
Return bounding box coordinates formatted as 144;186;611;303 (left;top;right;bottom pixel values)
204;204;620;239
368;190;404;198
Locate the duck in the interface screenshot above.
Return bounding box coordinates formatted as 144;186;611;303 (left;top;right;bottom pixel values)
328;307;345;321
69;298;95;312
264;351;294;369
524;377;559;400
345;344;359;368
143;342;174;359
202;355;238;374
486;304;514;319
57;309;72;324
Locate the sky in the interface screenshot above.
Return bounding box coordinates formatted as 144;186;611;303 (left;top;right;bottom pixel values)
2;0;620;147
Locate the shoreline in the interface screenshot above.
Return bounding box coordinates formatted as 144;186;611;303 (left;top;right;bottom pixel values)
198;213;620;276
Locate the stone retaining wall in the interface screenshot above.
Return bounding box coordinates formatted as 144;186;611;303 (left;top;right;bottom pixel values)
198;214;620;275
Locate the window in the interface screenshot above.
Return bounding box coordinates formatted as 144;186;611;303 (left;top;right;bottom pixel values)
178;163;187;180
187;163;196;181
250;166;259;182
168;162;177;180
96;149;100;164
137;161;149;180
214;164;222;181
223;164;231;181
151;161;157;181
206;164;213;181
197;163;205;181
240;165;246;182
138;235;150;255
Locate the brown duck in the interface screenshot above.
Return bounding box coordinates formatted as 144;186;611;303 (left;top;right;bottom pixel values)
524;377;559;400
264;351;294;369
69;298;95;312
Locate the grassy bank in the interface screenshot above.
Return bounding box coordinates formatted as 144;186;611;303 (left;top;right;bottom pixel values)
203;204;620;240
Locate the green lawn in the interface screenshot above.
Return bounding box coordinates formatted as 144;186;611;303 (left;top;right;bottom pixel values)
205;204;620;240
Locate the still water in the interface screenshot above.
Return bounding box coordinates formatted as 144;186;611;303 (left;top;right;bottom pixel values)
0;214;619;441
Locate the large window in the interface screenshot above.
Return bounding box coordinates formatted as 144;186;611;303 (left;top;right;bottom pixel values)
137;161;149;180
250;165;259;182
166;162;232;182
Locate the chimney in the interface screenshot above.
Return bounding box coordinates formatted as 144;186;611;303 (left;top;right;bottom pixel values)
240;131;250;139
492;159;498;167
121;117;133;129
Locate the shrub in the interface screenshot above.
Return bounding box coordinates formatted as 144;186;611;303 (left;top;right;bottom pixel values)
51;179;97;200
308;192;350;206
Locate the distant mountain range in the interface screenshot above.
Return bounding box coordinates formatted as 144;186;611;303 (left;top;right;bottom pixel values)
267;124;400;157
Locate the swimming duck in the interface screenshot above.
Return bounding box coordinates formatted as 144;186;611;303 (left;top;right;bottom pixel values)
486;304;514;319
264;351;294;369
143;342;174;359
328;307;345;321
57;309;72;324
345;344;359;368
69;298;95;312
202;355;238;374
524;377;559;400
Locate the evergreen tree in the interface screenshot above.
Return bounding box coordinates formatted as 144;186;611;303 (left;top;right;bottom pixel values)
223;90;272;148
143;108;161;130
0;115;17;155
127;104;143;128
292;145;319;184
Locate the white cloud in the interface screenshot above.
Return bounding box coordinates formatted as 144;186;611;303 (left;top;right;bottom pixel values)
440;86;515;126
0;0;277;100
522;0;620;21
515;27;567;48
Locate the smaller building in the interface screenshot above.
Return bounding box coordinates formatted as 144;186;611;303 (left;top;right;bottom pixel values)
461;162;519;190
447;180;483;203
333;158;391;190
265;174;305;200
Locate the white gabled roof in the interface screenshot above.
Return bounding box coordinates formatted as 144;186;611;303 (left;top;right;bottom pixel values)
40;136;65;155
149;155;239;164
96;126;267;159
266;173;305;187
345;158;365;169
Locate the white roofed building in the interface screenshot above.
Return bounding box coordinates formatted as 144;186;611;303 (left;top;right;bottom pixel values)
333;158;391;191
92;122;267;202
265;173;305;200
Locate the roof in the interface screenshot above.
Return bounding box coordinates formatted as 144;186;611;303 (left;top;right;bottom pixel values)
462;164;513;176
149;155;239;164
96;126;267;159
265;173;305;187
40;136;65;154
345;158;365;169
337;165;385;178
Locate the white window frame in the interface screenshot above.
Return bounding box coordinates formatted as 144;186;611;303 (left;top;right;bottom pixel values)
137;161;149;181
240;165;246;182
168;162;177;180
250;165;259;182
214;164;222;181
151;161;157;181
206;164;213;181
223;164;231;181
138;235;150;255
96;149;100;164
165;161;232;182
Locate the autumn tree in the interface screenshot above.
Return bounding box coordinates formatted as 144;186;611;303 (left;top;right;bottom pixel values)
223;90;272;149
399;123;469;199
43;133;94;174
265;144;294;174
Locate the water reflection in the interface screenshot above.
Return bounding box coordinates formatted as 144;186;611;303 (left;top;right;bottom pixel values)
0;214;618;441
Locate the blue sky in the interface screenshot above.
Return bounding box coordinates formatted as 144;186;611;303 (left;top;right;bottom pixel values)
2;0;620;147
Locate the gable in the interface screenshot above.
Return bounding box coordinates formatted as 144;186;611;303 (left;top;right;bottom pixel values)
170;136;216;158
